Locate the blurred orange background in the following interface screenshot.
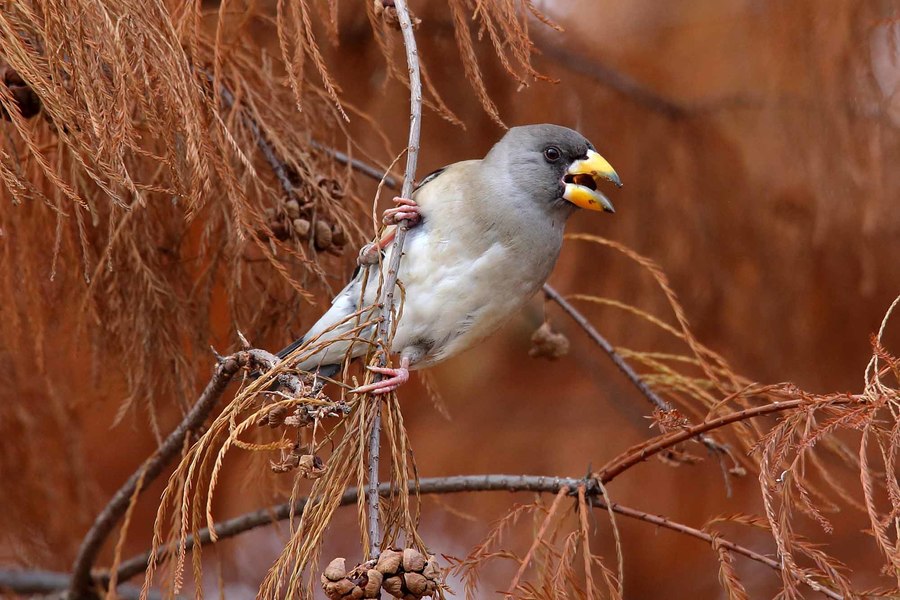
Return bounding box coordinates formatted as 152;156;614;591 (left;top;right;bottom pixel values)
3;1;900;598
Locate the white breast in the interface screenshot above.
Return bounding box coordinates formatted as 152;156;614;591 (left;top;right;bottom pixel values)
384;162;564;368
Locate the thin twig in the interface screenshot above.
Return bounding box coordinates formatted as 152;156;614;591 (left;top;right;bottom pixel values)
108;474;844;600
595;396;857;484
67;352;249;599
597;501;841;600
505;486;570;597
543;284;667;410
364;0;423;559
542;283;734;460
311;140;400;189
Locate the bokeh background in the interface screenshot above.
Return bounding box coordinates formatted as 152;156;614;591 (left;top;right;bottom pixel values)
3;1;900;598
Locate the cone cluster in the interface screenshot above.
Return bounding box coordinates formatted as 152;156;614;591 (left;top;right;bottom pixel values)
263;176;348;253
321;549;440;600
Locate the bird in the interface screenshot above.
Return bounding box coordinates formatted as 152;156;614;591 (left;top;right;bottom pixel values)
276;123;621;394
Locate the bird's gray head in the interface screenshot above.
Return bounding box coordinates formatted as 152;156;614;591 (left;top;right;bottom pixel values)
483;124;622;215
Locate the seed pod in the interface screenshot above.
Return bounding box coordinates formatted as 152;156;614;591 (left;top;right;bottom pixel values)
324;557;347;582
364;569;383;597
323;580;349;599
402;548;425;573
403;572;427;596
257;404;287;428
422;559;440;581
285;199;301;219
529;322;569;360
382;575;403;597
332;224;347;246
349;585;365;599
376;549;402;575
314;220;333;250
293;218;311;238
317;176;345;200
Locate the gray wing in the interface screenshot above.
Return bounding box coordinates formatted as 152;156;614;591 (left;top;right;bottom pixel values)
279;268;376;370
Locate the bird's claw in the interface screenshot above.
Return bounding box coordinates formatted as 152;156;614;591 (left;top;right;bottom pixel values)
382;196;420;227
351;365;410;395
357;242;381;266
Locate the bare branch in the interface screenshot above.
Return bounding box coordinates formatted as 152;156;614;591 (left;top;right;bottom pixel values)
364;0;423;559
595;395;858;484
67;352;249;599
0;569;158;600
205;67;400;204
311;141;400;189
110;474;844;600
601;501;841;600
543;284;734;461
543;283;668;411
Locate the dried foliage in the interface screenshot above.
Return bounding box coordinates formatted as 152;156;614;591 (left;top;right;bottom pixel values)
442;237;900;599
0;0;554;566
4;2;900;600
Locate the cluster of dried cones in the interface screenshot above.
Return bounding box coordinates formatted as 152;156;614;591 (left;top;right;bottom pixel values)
263;177;349;253
0;60;41;121
322;549;440;600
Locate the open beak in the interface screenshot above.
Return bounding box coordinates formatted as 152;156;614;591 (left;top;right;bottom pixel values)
562;149;622;213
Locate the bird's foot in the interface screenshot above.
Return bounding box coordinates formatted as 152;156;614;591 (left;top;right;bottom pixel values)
382;196;420;227
357;241;382;266
352;363;410;395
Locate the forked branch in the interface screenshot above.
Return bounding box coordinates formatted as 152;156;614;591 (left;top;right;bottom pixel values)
543;283;738;467
106;474;843;600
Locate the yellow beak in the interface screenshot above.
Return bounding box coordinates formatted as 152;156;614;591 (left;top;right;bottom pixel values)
562;149;622;212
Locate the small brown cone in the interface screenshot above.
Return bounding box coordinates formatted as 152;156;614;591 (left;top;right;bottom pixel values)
529;322;570;360
314;219;333;250
403;572;427;596
382;575;403;597
323;557;347;581
376;549;402;575
401;548;425;573
293;218;311;238
364;569;383;597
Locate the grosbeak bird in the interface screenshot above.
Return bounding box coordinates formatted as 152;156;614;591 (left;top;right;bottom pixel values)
277;124;621;394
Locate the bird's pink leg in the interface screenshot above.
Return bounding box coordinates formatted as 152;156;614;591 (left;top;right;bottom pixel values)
358;197;421;265
352;355;411;395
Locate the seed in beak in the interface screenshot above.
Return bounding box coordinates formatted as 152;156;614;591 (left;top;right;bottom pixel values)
564;173;597;190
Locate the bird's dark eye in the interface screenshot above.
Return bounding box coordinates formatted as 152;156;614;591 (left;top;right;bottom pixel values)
543;146;561;162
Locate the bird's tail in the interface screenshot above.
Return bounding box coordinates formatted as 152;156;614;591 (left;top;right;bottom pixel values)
275;336;342;378
276;335;306;360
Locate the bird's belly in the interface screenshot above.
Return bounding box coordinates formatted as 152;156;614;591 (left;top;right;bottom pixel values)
389;239;550;367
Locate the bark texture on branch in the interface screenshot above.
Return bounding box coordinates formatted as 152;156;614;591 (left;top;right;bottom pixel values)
365;0;423;560
106;473;842;599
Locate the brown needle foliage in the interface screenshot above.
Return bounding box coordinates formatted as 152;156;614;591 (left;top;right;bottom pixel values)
0;0;554;568
4;2;900;600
